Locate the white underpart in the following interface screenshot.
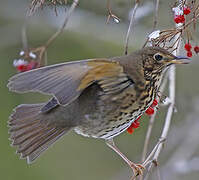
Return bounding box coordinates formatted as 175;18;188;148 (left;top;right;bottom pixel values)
74;127;90;137
100;109;143;139
74;109;144;140
100;121;133;139
74;121;133;139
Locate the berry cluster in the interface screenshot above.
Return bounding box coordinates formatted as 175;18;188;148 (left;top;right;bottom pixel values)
184;43;199;57
174;15;185;24
174;7;190;24
13;50;39;72
13;60;38;72
127;99;158;134
173;5;199;58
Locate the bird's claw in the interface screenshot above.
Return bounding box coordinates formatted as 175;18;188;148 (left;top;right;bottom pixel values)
130;163;145;179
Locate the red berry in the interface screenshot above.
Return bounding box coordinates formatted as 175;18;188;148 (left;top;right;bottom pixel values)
187;51;192;57
26;61;38;71
145;107;154;116
194;46;199;54
174;16;180;24
135;121;140;128
127;124;134;134
183;7;191;15
127;116;142;134
151;99;158;107
17;65;27;72
127;126;134;134
132;120;140;129
179;15;185;23
184;43;192;51
174;15;185;24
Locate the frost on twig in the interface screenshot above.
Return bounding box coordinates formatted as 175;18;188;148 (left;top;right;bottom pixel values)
106;0;120;24
14;0;79;73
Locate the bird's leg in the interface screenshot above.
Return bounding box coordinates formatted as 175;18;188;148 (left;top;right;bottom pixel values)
105;139;145;177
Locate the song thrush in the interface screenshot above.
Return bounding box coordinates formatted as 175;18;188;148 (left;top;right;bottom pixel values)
8;47;188;176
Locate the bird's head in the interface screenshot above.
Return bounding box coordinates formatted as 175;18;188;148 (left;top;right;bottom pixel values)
139;46;190;73
115;46;190;85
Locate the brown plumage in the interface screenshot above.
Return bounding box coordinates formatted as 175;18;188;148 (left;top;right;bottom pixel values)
7;47;188;175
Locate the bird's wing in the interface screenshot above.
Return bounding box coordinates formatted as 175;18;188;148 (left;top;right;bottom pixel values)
8;60;92;106
78;60;134;96
8;59;133;106
41;97;59;113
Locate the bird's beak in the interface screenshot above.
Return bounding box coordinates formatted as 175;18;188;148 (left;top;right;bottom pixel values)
170;56;190;64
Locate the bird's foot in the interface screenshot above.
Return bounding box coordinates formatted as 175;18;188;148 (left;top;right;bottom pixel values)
130;163;145;180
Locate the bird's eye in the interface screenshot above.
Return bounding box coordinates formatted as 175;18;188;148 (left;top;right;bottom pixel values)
154;54;163;61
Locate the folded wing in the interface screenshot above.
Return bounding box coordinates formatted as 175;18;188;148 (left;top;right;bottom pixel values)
8;60;91;105
8;59;134;106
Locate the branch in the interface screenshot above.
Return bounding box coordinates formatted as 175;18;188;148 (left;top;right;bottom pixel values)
21;18;29;50
124;0;140;55
143;19;182;180
18;0;79;68
160;106;199;179
35;0;79;66
106;0;120;24
153;0;160;30
44;0;79;49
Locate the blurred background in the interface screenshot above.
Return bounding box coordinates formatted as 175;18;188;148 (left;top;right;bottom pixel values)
0;0;199;180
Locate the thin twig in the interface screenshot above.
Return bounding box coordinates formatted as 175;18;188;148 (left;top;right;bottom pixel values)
155;166;162;180
153;0;160;30
106;0;120;24
142;138;166;167
21;19;29;50
124;0;140;55
160;105;199;178
44;0;79;49
22;0;78;67
141;111;157;163
28;0;45;16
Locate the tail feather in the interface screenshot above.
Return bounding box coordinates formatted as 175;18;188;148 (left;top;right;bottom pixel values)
10;104;43;123
9;103;70;163
27;129;66;163
17;127;57;153
11;126;44;146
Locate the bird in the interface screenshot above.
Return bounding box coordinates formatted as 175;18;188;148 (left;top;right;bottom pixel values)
7;46;189;176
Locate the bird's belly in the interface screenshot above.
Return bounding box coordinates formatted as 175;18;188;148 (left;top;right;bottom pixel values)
74;107;144;140
99;120;133;139
74;78;161;140
74;119;133;139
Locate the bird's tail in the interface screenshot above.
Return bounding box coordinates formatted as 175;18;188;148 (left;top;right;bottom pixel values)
8;103;70;164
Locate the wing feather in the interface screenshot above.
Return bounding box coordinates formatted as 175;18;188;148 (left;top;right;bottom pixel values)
8;60;92;105
8;59;134;106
